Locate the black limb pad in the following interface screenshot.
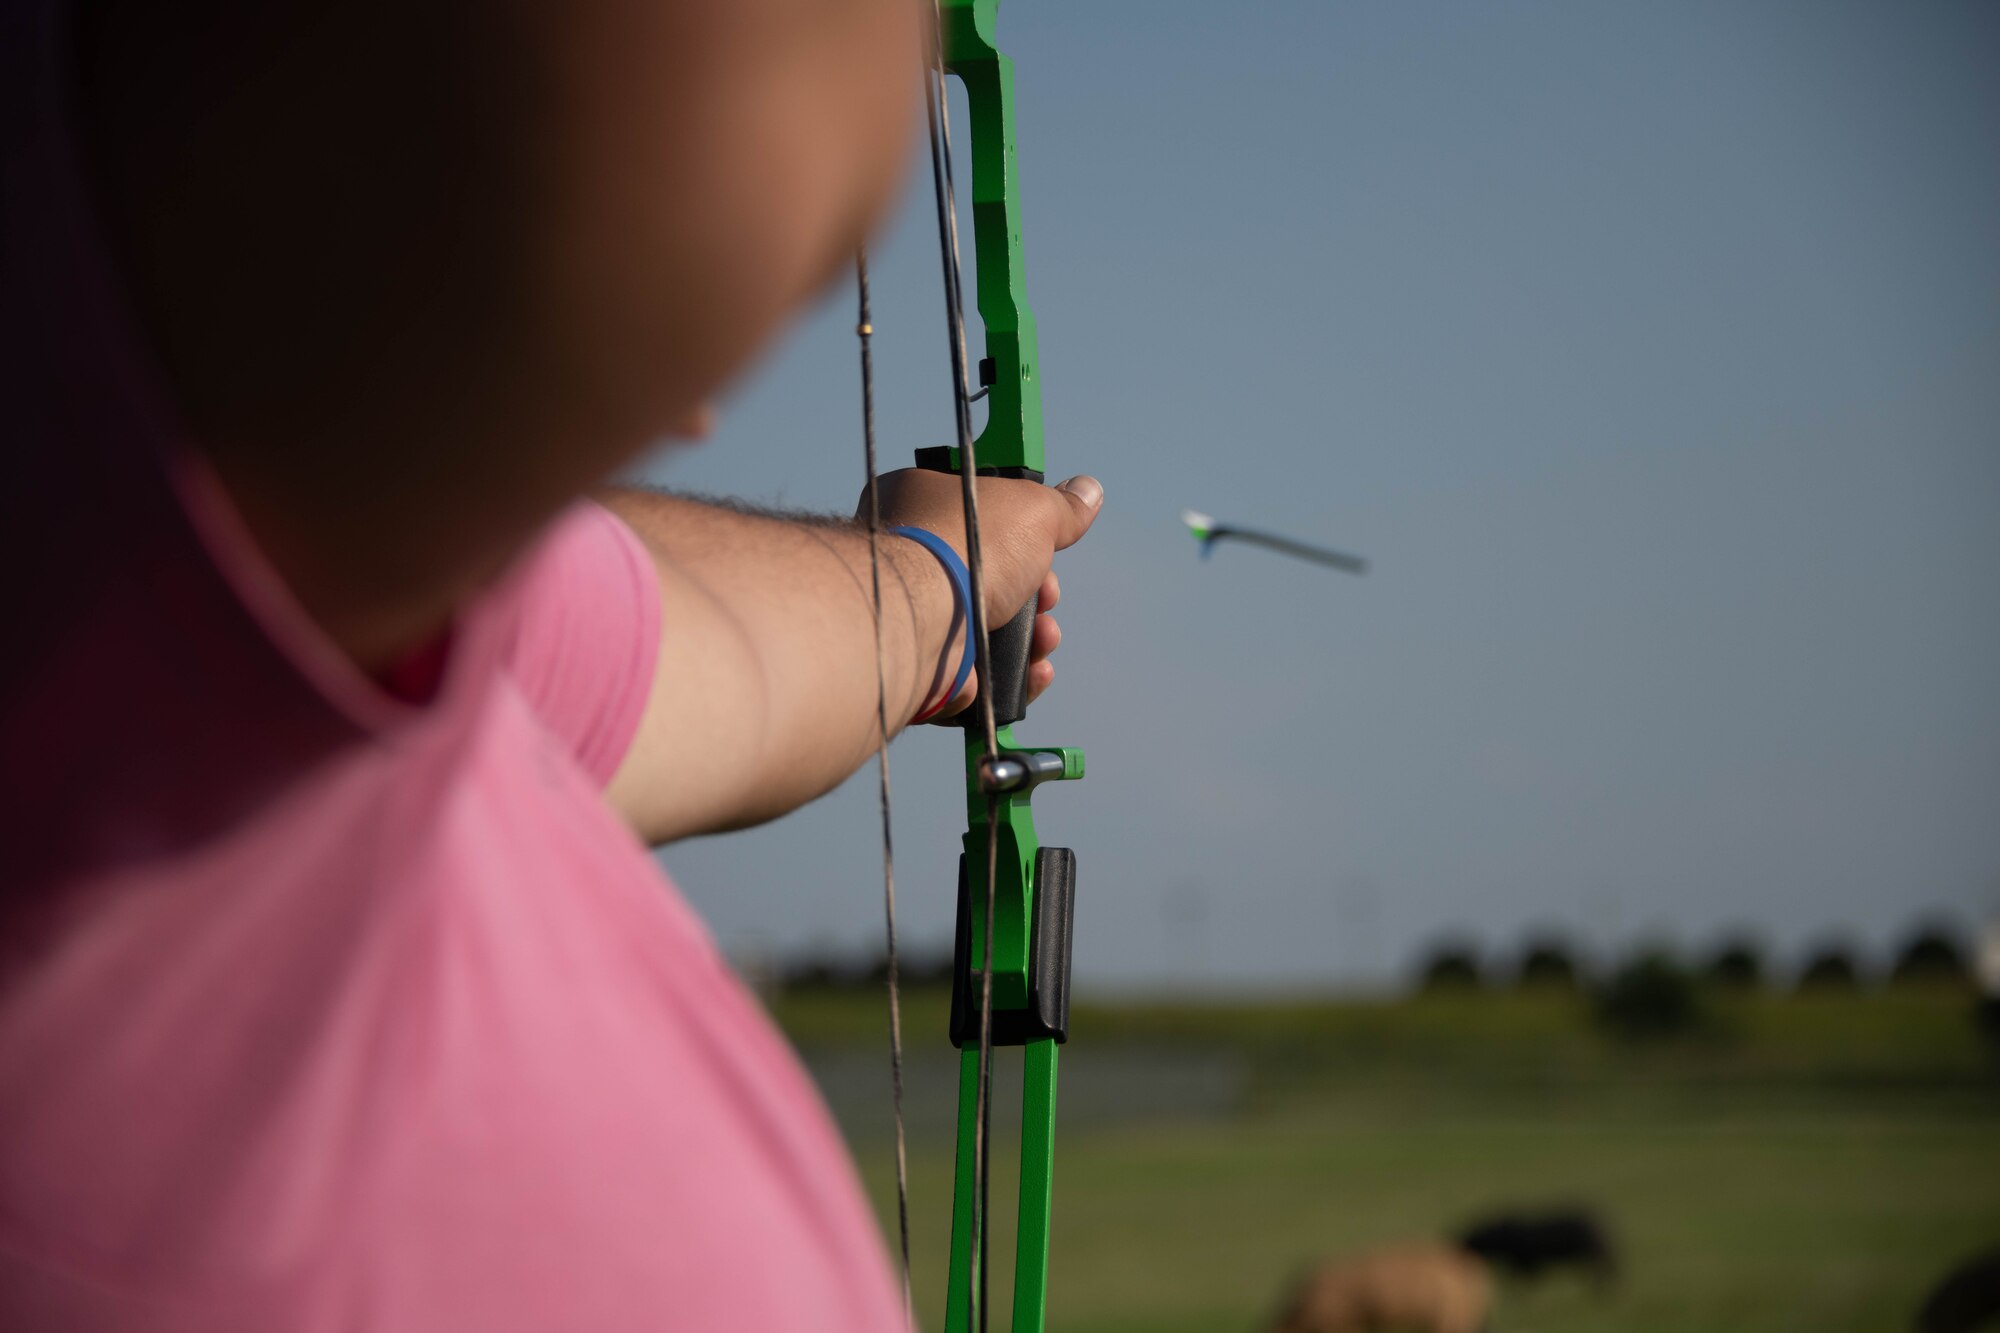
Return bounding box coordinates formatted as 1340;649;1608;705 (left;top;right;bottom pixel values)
949;847;1077;1048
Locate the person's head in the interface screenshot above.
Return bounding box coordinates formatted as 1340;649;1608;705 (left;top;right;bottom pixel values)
77;0;922;646
523;0;925;451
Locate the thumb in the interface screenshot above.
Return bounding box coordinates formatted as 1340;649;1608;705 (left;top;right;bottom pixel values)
1048;475;1105;551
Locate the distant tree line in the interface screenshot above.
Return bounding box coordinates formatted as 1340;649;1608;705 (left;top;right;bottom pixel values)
769;919;1983;1014
1411;917;1985;1044
1413;918;1978;996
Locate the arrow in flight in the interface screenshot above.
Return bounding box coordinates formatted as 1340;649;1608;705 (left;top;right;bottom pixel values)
1181;509;1369;575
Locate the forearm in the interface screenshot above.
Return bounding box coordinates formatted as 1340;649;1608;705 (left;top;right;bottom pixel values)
598;486;958;841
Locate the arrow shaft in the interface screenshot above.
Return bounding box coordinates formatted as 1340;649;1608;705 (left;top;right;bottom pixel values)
1215;525;1369;574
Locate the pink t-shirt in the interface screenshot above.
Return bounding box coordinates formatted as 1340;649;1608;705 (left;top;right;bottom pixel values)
0;4;903;1330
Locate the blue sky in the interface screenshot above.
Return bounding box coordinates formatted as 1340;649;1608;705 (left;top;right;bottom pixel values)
640;0;1999;991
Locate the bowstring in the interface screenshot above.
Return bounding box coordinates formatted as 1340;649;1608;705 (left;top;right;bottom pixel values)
922;7;1003;1330
856;248;914;1333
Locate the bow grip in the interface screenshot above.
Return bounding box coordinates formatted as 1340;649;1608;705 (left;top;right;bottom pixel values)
913;446;1039;728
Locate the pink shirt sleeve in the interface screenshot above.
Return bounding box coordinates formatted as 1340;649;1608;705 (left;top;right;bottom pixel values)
498;503;662;788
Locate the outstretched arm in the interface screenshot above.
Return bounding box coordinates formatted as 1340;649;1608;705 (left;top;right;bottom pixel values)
599;472;1101;844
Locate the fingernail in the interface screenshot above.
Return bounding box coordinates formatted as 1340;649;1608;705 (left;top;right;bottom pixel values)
1058;475;1103;508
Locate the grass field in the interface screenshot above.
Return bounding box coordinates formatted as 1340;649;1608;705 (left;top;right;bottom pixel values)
771;986;2000;1333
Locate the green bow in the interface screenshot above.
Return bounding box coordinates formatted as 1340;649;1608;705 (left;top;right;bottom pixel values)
858;3;1082;1330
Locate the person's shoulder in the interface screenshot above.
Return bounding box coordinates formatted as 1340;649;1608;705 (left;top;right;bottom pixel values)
490;502;662;787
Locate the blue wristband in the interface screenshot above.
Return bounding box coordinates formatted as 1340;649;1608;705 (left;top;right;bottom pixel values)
888;525;975;718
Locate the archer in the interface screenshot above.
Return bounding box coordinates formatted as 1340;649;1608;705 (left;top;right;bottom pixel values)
0;0;1101;1327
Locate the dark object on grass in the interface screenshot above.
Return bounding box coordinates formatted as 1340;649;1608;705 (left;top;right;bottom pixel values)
1916;1247;2000;1333
1455;1207;1618;1286
1891;923;1973;987
1270;1244;1491;1333
1977;995;2000;1064
1797;942;1864;991
1702;934;1768;990
1594;949;1705;1041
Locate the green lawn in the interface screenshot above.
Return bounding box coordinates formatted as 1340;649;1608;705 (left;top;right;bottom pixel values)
774;988;2000;1333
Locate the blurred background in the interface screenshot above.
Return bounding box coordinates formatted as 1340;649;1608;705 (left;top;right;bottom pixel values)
635;2;1999;1329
